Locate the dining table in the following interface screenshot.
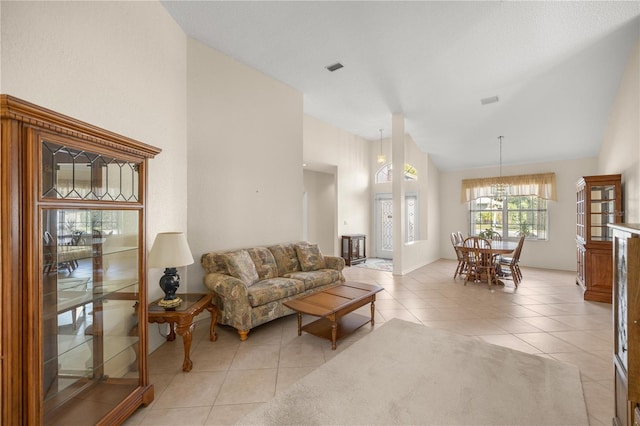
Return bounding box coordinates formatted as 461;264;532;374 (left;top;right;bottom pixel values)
457;240;519;255
456;239;519;285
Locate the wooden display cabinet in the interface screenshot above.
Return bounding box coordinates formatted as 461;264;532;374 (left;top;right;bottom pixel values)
610;224;640;426
0;95;161;425
341;234;366;266
576;174;622;302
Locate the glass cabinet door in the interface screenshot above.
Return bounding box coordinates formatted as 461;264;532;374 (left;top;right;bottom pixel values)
590;185;618;241
42;209;141;423
40;139;145;424
576;184;585;241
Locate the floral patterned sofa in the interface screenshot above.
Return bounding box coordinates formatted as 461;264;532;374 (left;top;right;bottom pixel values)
201;242;345;341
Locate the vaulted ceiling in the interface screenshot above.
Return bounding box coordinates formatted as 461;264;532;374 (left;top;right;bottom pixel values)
162;1;640;171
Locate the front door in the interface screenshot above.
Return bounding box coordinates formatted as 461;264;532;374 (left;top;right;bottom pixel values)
375;194;393;259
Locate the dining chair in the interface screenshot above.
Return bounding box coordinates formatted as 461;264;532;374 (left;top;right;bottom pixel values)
450;233;467;279
67;230;84;269
462;237;480;284
488;231;502;241
499;236;525;287
70;230;84;246
43;232;55;273
43;230;78;273
463;237;498;287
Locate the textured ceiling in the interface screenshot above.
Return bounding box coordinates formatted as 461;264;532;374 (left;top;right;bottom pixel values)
162;1;640;171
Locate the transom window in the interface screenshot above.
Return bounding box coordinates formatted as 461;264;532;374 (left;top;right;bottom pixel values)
469;195;548;240
375;163;418;184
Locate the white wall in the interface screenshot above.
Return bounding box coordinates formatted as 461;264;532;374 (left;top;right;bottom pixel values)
372;137;392;258
370;131;441;273
303;170;336;254
303;115;371;257
398;134;441;273
598;40;640;222
1;1;188;352
439;157;597;271
186;38;304;290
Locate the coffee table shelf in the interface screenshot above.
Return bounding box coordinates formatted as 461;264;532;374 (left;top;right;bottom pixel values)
302;313;372;342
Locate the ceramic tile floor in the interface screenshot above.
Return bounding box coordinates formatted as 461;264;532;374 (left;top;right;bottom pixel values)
125;259;613;425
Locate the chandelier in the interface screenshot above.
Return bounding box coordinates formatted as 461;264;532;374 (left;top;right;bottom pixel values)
491;135;510;202
377;129;386;164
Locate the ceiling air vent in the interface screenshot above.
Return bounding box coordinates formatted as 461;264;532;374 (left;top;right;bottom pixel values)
480;96;499;105
325;62;344;72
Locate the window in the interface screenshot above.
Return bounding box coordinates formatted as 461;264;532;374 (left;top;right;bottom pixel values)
406;194;418;243
469;195;548;240
58;209;126;237
375;163;418;184
463;172;555;240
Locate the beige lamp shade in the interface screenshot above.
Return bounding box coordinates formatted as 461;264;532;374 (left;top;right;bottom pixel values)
148;232;194;268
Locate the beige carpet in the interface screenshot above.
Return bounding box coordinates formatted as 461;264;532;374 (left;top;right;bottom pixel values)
238;318;588;425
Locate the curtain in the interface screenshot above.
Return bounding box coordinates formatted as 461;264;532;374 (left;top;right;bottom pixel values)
461;172;557;203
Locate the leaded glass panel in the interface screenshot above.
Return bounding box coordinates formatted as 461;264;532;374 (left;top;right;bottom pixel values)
42;141;140;202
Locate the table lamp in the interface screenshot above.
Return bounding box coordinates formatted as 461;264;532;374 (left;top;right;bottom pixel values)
148;232;194;308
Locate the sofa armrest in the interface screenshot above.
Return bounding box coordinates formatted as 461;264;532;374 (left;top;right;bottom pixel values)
324;255;345;271
203;273;249;302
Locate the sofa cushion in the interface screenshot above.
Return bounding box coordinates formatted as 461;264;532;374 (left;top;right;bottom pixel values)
295;243;327;271
268;243;302;276
247;278;305;307
284;269;341;291
224;250;259;286
246;247;279;280
201;251;229;275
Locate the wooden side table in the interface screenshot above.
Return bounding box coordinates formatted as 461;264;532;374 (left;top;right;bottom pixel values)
148;293;217;372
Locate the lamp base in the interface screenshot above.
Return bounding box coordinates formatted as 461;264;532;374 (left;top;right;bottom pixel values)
158;296;182;308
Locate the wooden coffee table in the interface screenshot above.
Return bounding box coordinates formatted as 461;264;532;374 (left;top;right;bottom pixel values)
283;282;383;349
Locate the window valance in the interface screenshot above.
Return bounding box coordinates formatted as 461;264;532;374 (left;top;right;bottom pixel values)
461;172;557;203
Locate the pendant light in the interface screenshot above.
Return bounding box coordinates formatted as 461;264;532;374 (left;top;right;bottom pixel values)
491;136;510;202
377;129;386;164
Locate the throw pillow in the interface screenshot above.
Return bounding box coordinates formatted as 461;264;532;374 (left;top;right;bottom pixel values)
268;244;302;275
295;243;327;272
246;247;278;280
224;250;259;286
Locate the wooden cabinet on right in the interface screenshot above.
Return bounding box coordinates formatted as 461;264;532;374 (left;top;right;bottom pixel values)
576;174;622;302
610;224;640;426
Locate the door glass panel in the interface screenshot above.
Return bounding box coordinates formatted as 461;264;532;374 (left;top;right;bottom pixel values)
406;196;416;243
380;198;393;252
42;208;140;423
591;185;616;201
106;160;123;201
41;141;140;202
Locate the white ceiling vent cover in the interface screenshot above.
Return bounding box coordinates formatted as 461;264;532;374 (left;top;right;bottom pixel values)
481;96;499;105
